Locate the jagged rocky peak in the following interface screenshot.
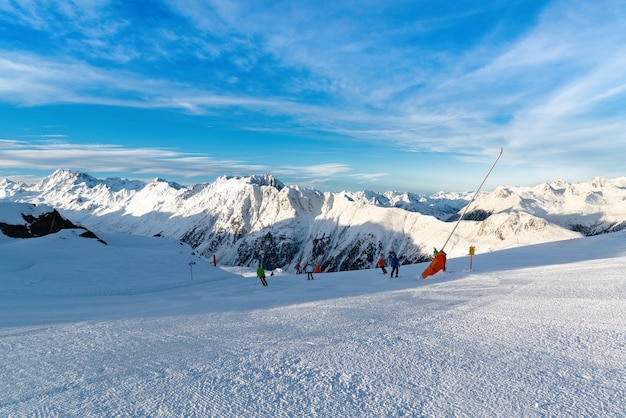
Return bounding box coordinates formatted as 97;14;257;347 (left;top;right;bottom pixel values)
248;174;285;190
217;174;285;190
151;177;184;190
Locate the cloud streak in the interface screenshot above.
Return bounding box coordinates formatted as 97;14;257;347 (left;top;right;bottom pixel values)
0;140;269;179
0;140;367;187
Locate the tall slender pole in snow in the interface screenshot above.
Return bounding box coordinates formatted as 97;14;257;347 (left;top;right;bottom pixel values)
440;147;503;253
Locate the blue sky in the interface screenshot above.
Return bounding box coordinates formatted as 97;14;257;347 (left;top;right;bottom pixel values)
1;0;625;193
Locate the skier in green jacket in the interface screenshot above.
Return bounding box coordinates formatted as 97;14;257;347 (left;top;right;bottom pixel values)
256;265;268;286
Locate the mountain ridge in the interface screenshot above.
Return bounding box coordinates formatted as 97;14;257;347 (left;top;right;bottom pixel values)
2;169;624;271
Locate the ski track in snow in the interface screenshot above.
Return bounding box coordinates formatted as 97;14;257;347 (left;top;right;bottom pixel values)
1;233;626;416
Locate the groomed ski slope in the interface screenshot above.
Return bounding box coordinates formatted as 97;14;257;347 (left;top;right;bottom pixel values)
1;229;625;417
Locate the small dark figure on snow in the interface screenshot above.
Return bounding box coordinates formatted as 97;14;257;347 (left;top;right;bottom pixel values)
295;262;301;274
377;257;387;274
257;265;268;286
390;256;400;278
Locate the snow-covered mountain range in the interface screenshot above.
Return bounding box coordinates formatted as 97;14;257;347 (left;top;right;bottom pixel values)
2;169;625;271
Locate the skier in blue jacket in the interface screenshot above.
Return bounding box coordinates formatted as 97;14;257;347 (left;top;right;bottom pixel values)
390;255;400;278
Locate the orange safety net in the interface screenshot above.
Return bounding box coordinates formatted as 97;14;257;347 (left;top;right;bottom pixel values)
421;250;447;279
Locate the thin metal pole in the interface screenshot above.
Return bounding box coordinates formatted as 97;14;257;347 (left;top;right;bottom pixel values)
441;147;503;252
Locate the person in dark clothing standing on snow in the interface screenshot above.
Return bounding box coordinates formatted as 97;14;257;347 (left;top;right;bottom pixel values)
390;255;400;278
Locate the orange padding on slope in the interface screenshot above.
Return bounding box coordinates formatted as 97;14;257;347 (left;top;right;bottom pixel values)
421;250;447;279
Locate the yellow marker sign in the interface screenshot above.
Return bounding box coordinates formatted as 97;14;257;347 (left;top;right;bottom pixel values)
469;246;475;256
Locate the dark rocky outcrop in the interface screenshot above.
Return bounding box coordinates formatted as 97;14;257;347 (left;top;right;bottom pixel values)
0;205;106;244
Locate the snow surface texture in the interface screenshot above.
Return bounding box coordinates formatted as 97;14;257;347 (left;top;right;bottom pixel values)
1;205;625;416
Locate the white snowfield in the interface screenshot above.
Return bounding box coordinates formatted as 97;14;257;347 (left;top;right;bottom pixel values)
1;227;625;417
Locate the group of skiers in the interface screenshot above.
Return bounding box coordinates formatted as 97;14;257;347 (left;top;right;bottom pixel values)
294;262;320;280
258;261;321;285
376;255;400;278
257;255;408;286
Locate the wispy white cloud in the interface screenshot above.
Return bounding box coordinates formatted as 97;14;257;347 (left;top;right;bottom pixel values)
0;140;270;180
379;0;626;162
275;163;352;180
475;1;626;167
0;140;373;188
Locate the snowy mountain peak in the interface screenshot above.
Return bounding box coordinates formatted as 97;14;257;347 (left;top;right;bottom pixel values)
151;177;184;190
587;176;607;189
216;174;285;190
37;169;100;190
550;179;569;189
37;169;146;193
493;186;513;198
0;178;26;199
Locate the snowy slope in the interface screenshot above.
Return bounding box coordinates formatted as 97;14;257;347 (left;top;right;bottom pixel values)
0;202;625;417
